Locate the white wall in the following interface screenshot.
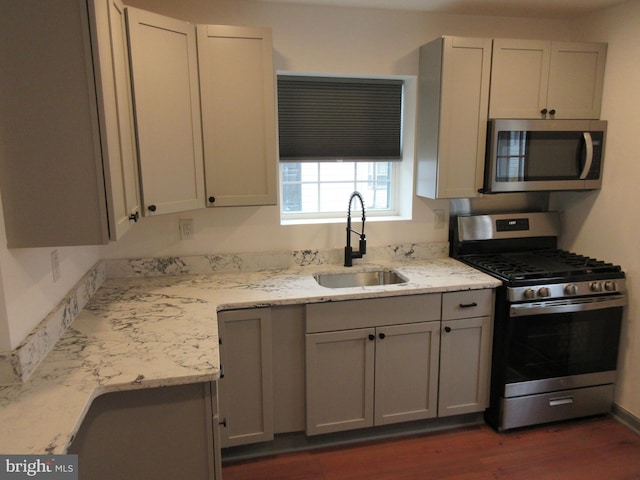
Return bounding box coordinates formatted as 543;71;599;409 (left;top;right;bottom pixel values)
552;0;640;418
100;0;573;260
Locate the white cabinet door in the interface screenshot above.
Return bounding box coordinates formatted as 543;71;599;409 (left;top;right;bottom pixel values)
218;308;274;447
91;0;141;239
306;328;376;436
439;316;493;417
126;8;205;216
416;36;492;199
306;322;440;435
546;42;607;120
490;39;606;119
374;322;440;425
489;39;550;119
197;25;278;207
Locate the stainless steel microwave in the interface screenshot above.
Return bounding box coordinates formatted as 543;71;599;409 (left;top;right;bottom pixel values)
483;119;607;193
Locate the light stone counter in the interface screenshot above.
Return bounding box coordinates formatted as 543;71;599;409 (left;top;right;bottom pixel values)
0;255;500;455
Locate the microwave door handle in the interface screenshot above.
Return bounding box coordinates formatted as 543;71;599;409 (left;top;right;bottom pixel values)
579;132;594;179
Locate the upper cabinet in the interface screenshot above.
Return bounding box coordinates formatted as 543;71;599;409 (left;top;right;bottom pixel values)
92;0;141;238
416;36;493;199
417;36;607;200
125;14;278;214
0;0;141;248
489;39;607;119
197;25;278;207
126;8;206;216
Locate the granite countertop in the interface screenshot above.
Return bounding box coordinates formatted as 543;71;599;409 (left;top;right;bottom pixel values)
0;257;500;455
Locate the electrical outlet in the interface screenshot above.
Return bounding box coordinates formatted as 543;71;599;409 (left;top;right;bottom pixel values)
51;250;61;283
434;209;446;229
179;218;194;240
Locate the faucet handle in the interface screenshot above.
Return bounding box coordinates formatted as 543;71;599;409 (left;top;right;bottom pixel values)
359;236;367;255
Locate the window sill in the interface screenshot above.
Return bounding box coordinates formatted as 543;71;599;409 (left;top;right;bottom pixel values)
280;214;410;226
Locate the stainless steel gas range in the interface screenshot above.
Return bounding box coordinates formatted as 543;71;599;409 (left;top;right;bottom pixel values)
451;211;626;431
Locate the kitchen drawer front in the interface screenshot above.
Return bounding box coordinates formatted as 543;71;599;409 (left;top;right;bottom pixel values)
442;289;494;320
306;294;441;333
500;384;615;431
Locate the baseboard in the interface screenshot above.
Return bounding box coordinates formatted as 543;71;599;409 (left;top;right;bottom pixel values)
221;413;484;464
612;403;640;435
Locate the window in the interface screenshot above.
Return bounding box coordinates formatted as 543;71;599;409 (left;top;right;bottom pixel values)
278;75;405;221
281;161;393;217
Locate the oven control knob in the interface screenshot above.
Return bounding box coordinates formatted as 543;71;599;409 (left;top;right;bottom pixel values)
523;288;536;300
537;287;550;298
604;281;617;292
590;281;603;292
564;284;578;295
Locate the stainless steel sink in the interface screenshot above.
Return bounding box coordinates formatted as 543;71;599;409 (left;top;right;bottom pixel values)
313;270;407;289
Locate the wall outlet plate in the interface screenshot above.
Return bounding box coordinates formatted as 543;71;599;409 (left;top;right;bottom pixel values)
179;219;194;240
434;209;445;229
51;249;60;283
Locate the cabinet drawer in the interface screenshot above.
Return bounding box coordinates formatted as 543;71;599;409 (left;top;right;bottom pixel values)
442;289;494;320
306;294;441;333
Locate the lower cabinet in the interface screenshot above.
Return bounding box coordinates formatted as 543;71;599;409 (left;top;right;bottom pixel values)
439;316;493;416
438;290;494;417
217;307;274;447
218;290;494;448
69;382;220;480
305;322;440;436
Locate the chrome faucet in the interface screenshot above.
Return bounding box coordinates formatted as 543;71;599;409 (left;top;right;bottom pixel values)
344;191;366;267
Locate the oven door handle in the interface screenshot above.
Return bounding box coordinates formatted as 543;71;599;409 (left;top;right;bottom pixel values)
510;295;626;317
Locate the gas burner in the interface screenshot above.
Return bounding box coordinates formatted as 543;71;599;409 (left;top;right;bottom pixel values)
460;249;622;283
535;250;621;274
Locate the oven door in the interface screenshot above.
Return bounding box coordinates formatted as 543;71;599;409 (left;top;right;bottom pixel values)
485;119;606;193
503;295;625;398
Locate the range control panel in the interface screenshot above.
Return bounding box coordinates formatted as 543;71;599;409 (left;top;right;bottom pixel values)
496;218;530;232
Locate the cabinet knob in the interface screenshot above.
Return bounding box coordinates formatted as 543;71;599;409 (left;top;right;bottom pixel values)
128;211;140;222
444;326;452;333
541;108;548;115
379;333;386;340
209;196;216;204
148;204;157;212
549;109;556;116
219;418;227;427
368;334;375;341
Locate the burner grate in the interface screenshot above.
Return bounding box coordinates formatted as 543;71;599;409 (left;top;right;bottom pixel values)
461;249;621;281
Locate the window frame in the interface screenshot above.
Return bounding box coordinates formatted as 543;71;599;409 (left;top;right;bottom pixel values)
277;73;412;224
279;160;400;222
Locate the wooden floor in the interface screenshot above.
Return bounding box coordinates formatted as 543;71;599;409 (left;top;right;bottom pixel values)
222;416;640;480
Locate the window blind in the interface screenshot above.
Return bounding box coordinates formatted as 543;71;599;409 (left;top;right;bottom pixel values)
277;76;403;161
